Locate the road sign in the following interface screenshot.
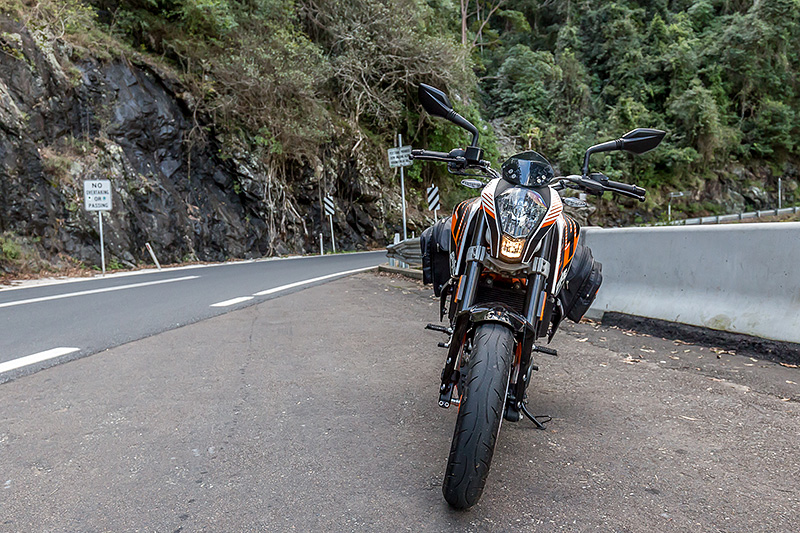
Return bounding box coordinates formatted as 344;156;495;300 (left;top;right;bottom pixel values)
323;196;336;253
83;180;112;275
427;185;440;212
84;180;112;211
387;145;412;168
323;196;335;216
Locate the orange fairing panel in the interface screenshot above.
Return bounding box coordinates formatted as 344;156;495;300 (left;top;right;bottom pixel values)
452;197;480;248
561;214;581;270
481;189;496;219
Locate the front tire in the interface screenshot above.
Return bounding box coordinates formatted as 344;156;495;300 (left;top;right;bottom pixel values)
442;323;514;509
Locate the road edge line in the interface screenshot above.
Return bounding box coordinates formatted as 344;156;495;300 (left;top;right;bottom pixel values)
0;347;81;375
252;266;378;297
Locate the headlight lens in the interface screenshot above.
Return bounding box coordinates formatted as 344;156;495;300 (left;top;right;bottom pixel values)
497;188;548;238
500;235;525;261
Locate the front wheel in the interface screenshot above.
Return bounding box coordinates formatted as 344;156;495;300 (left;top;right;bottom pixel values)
442;323;514;509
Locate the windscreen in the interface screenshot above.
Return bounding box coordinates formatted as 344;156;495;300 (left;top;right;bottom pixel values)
500;151;554;187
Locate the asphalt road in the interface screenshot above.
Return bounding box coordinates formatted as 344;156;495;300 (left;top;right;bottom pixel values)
1;272;797;531
0;251;384;382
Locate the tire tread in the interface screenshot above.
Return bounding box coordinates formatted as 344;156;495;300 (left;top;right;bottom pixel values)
442;323;514;509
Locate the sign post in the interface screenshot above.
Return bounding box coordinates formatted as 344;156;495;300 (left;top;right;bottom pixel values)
667;191;688;222
427;184;440;222
83;180;112;274
387;136;412;240
323;195;336;253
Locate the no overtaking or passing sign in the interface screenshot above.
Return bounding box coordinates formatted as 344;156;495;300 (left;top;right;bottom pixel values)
83;179;112;275
387;145;412;168
84;180;112;211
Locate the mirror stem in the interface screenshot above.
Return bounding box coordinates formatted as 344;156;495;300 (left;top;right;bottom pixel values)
446;110;479;146
582;139;622;177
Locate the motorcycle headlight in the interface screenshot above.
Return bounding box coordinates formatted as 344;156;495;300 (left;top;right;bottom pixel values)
500;235;525;261
496;188;548;238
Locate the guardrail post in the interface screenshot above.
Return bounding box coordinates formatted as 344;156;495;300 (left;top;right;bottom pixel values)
389;233;399;267
145;243;162;270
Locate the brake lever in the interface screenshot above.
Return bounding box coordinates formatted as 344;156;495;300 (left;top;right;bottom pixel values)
446;158;468;172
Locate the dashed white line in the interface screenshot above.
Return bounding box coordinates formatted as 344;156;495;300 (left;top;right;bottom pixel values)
252;266;377;296
0;276;200;309
0;347;80;375
210;296;254;307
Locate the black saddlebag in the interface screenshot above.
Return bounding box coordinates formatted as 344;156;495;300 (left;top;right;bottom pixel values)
420;217;451;297
559;244;603;323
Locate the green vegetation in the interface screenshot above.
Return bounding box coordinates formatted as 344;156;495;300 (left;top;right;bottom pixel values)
10;0;798;221
478;1;800;182
79;0;473;164
1;235;21;261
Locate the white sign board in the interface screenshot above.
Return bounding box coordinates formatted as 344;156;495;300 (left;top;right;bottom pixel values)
84;180;112;211
387;145;413;168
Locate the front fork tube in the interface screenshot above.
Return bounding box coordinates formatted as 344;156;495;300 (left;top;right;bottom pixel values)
454;217;486;315
510;230;555;413
438;217;487;407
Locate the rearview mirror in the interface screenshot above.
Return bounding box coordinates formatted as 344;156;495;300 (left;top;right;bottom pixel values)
619;128;666;155
419;83;454;119
418;84;480;151
582;128;666;176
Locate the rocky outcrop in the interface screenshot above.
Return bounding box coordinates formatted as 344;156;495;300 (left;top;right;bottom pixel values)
0;15;403;273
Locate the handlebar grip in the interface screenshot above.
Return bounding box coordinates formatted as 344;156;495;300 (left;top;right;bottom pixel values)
410;149;454;162
606;179;646;198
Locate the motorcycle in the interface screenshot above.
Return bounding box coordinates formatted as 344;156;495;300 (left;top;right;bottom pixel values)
413;83;665;509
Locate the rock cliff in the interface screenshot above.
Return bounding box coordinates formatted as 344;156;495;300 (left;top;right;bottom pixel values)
0;14;409;275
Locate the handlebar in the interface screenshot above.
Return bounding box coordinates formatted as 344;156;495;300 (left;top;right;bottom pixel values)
410;148;493;172
605;179;646;199
410;149;463;164
413;149;644;200
557;173;646;202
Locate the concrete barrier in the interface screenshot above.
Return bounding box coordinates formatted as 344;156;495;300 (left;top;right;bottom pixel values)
582;222;800;344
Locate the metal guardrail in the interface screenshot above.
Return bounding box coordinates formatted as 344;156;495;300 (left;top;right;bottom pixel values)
386;237;422;268
671;206;799;226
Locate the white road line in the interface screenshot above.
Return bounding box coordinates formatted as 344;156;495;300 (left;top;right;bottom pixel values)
252;266;377;297
0;250;386;293
210;296;254;307
0;347;80;374
0;276;200;309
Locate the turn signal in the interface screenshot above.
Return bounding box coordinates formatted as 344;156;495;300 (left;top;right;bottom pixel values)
500;235;525;261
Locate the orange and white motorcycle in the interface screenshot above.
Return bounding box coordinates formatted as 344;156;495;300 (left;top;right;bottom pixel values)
415;83;665;509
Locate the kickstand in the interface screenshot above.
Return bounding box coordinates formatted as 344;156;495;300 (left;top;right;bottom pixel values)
520;403;551;430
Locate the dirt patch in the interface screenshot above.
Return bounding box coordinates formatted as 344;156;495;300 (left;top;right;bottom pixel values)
599;312;800;366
